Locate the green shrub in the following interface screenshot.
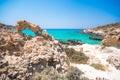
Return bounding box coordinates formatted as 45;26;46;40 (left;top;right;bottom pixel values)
66;66;88;80
90;63;106;71
33;67;66;80
32;66;89;80
66;66;82;80
65;48;89;64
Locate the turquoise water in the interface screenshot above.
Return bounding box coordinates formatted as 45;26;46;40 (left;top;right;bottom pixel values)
22;29;101;44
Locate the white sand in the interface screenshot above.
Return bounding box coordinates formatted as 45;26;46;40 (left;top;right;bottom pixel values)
68;44;120;80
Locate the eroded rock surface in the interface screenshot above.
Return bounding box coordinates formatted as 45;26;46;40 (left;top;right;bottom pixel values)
83;22;120;36
0;22;70;80
16;20;42;35
102;28;120;47
83;22;120;48
16;20;53;40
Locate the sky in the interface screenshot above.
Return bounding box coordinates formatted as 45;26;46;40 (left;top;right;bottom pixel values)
0;0;120;29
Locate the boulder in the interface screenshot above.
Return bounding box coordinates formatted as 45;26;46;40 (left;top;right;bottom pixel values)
102;28;120;48
67;40;83;45
59;40;83;46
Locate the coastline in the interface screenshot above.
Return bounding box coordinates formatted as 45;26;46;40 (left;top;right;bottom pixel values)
0;21;120;80
68;44;120;80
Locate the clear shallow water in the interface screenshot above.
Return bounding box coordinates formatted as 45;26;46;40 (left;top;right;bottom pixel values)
22;29;101;44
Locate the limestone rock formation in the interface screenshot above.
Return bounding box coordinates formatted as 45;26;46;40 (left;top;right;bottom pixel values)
59;40;83;46
0;22;15;31
83;29;105;36
16;20;53;40
102;28;120;47
41;30;53;40
83;22;120;36
0;22;70;80
23;36;70;72
83;22;120;47
16;20;42;35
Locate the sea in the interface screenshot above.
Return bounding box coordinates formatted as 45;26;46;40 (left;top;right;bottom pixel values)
22;29;102;45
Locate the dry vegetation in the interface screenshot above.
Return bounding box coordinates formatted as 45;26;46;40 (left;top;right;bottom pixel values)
33;66;88;80
90;63;106;71
64;48;89;64
93;22;120;31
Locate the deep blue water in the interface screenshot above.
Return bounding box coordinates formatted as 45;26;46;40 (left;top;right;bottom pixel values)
22;29;101;44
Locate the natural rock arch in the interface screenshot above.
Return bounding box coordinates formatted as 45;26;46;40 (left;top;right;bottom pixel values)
16;20;43;35
16;20;53;40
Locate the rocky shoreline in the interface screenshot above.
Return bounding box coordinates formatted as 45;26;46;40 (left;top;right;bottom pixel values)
0;22;71;80
0;21;120;80
83;22;120;48
83;22;120;36
0;21;88;80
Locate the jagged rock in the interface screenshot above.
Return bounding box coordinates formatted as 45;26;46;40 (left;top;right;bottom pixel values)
59;40;83;46
83;23;120;47
83;29;93;33
102;28;120;47
0;22;15;31
0;60;8;68
83;29;105;36
83;22;120;36
8;71;18;79
23;36;70;71
68;40;83;45
41;30;53;40
0;33;25;55
0;21;70;80
0;60;8;75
